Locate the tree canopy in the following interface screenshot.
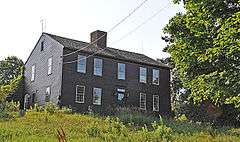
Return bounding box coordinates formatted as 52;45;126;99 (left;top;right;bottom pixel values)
0;56;24;85
163;0;240;108
0;56;24;102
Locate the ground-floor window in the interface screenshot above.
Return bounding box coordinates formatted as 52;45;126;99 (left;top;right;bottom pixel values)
153;95;159;111
24;94;30;109
140;93;146;110
45;87;51;102
93;87;102;105
76;85;85;103
116;88;126;106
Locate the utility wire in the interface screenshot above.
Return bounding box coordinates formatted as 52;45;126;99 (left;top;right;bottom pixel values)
63;0;150;57
63;2;171;65
110;2;171;46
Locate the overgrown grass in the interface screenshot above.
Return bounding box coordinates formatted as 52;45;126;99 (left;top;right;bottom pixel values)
0;110;239;142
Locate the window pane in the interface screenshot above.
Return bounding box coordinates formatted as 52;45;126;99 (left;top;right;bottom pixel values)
140;93;146;110
118;63;125;80
140;67;147;83
76;85;85;103
77;55;86;73
153;95;159;111
152;69;159;85
31;65;35;81
93;88;102;105
94;58;103;76
45;87;51;102
48;58;52;75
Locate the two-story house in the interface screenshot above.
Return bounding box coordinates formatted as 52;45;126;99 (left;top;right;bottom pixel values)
24;30;171;115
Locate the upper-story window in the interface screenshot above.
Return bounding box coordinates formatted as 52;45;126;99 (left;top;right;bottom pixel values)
94;58;103;76
45;86;51;102
139;67;147;83
77;55;86;73
152;69;159;85
31;65;35;81
153;95;159;111
48;57;52;75
75;85;85;103
41;41;44;51
118;63;125;80
93;87;102;105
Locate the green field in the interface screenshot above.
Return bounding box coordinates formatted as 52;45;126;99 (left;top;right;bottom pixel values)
0;111;239;142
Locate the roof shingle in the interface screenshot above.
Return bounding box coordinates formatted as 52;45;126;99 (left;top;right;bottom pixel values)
44;33;169;68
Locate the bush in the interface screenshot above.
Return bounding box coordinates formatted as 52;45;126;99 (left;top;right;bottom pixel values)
0;102;14;119
45;102;59;114
5;101;20;112
86;123;101;137
31;102;72;114
114;107;159;126
139;118;173;142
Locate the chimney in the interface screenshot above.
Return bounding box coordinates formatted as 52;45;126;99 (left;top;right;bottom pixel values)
90;30;107;48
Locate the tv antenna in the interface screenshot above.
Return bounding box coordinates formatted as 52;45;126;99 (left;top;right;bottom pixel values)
40;18;46;33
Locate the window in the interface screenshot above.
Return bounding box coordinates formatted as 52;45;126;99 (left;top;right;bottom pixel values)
94;58;103;76
77;55;86;73
140;93;146;110
93;88;102;105
45;87;51;102
75;85;85;103
153;95;159;111
152;69;159;85
24;94;30;109
118;63;125;80
139;67;147;83
31;65;35;81
41;41;44;51
48;57;52;75
117;88;125;101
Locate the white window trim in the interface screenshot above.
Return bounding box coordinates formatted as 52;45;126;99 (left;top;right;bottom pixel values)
139;67;147;83
31;65;35;82
140;93;146;110
94;58;103;76
152;69;159;85
75;85;85;103
153;95;159;111
47;57;52;75
93;87;102;105
118;63;126;80
77;55;86;73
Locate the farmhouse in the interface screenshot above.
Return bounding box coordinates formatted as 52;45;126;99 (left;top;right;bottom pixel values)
24;30;171;115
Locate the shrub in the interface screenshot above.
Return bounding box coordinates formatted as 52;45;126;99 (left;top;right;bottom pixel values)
45;102;58;114
86;123;101;137
31;102;72;114
0;101;18;119
114;107;158;126
138;118;173;142
5;101;20;112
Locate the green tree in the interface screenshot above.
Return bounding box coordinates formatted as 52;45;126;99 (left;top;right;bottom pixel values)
0;56;24;103
0;56;24;85
162;0;240;108
158;57;188;111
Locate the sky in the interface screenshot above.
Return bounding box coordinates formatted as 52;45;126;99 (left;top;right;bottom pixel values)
0;0;184;62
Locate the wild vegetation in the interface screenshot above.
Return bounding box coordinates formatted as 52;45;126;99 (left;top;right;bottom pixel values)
0;104;239;142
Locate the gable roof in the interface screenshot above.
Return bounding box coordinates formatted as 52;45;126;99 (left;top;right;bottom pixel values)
44;33;170;68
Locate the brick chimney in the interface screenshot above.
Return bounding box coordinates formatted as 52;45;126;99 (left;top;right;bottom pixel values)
90;30;107;48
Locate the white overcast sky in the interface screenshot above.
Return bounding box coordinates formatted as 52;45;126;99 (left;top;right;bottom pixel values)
0;0;184;62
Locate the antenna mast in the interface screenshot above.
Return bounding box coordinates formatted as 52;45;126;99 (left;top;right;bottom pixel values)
40;19;46;33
